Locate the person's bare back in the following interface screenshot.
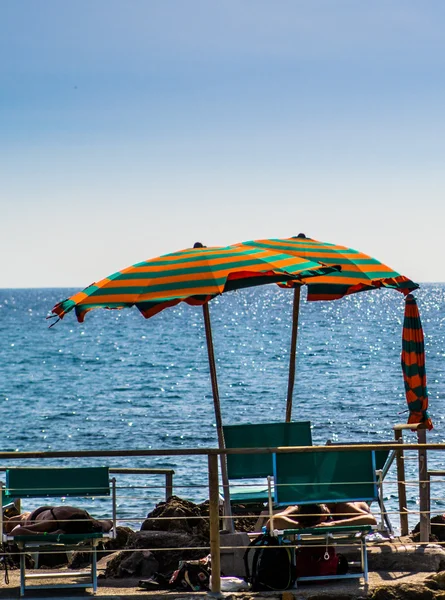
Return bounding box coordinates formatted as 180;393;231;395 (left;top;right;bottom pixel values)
316;502;376;527
5;506;113;536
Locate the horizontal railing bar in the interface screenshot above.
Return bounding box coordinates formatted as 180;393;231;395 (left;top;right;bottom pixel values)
0;442;443;460
0;467;175;475
110;468;175;474
25;571;90;579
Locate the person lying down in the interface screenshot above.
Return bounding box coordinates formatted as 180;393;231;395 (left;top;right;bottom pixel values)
3;505;113;536
255;501;377;531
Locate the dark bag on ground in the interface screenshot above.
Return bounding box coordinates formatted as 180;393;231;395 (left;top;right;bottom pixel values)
295;545;348;578
244;532;295;591
168;559;211;591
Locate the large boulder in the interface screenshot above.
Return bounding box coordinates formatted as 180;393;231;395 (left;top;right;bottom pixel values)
372;583;437;600
69;526;134;569
101;495;260;580
111;549;159;579
104;530;209;579
412;516;445;543
141;496;210;537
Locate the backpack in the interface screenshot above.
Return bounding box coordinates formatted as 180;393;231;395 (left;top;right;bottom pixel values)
168;559;210;591
295;545;348;578
244;532;295;591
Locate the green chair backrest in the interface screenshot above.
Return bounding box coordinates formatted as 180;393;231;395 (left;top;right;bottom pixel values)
5;467;110;498
327;442;391;475
375;449;391;472
273;449;378;505
223;421;312;479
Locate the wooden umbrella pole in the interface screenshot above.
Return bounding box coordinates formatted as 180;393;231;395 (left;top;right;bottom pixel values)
202;303;234;533
286;285;301;422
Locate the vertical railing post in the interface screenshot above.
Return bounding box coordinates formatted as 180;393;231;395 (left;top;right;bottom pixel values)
417;428;430;543
208;453;221;595
394;427;409;536
165;472;173;501
111;477;117;534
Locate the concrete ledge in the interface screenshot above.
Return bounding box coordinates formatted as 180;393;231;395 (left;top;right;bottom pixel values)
367;541;445;573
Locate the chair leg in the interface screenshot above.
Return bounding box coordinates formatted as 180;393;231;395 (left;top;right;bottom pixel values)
362;537;369;583
92;543;97;593
19;548;25;597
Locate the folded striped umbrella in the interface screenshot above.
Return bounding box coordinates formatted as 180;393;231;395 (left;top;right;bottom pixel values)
402;294;432;430
50;243;339;323
238;235;419;300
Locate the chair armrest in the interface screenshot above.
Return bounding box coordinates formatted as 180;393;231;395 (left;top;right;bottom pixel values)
6;532;109;543
273;524;374;536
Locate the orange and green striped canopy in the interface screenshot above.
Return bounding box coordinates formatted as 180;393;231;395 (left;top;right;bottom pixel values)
401;294;432;430
237;235;419;300
50;244;340;323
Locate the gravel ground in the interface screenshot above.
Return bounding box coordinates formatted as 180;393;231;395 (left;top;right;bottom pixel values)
0;569;435;599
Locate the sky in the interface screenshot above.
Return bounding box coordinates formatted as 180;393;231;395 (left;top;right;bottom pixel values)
2;1;445;288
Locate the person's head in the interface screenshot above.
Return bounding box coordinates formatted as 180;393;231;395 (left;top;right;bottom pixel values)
294;504;329;527
2;511;31;534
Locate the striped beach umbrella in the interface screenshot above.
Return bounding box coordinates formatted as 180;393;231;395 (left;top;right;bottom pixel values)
50;243;340;528
50;243;339;323
401;294;432;430
236;234;420;422
239;235;419;300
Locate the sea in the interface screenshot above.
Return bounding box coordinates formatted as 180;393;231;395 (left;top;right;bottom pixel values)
1;284;444;534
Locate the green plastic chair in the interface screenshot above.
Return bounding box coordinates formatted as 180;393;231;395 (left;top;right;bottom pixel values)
1;466;116;597
271;449;379;584
223;421;312;505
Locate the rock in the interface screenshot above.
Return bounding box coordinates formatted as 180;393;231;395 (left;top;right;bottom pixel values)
96;551;121;572
412;516;445;543
69;526;134;569
199;499;260;533
104;530;209;579
371;583;437;599
117;550;159;578
105;526;135;550
368;543;445;573
36;549;69;568
141;496;210;537
425;571;445;590
0;542;34;570
140;495;260;536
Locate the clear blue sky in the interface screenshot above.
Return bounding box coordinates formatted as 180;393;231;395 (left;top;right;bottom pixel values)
2;1;444;287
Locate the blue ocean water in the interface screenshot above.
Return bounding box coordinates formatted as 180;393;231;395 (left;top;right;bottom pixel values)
1;285;444;532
